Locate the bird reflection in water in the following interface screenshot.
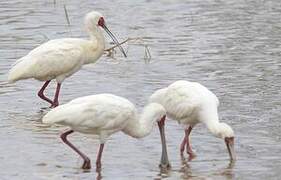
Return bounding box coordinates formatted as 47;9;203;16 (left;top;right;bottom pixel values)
179;156;235;179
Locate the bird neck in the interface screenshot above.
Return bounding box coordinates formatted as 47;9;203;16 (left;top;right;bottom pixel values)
89;26;105;45
201;107;222;138
123;105;160;138
82;26;105;65
89;27;105;50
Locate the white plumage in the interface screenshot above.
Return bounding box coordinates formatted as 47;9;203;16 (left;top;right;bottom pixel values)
8;11;126;107
43;93;170;170
43;95;132;137
9;38;99;83
149;80;236;161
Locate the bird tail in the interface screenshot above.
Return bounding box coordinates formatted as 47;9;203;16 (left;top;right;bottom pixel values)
8;57;33;83
42;106;65;125
42;104;79;125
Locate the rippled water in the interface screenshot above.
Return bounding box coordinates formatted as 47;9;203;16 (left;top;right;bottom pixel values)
1;0;281;179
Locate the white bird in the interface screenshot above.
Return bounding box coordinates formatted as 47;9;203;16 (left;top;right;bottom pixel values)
149;80;236;161
42;93;170;170
8;11;126;108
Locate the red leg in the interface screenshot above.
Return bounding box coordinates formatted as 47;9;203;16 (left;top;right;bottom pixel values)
185;126;196;158
180;136;187;155
96;144;104;171
37;80;53;105
60;130;91;169
51;83;61;108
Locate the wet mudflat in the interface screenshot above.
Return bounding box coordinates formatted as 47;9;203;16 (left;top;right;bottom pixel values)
0;0;281;179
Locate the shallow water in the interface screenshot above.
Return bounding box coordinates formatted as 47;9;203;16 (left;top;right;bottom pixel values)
1;0;281;179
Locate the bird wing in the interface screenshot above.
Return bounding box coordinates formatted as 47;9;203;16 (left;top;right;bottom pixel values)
163;82;201;120
9;39;89;82
28;39;86;78
43;94;135;132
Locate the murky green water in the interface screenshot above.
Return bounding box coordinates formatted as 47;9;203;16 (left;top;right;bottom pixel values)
1;0;281;179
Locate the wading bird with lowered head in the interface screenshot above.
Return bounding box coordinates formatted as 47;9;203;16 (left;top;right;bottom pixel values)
43;94;170;171
149;80;236;161
8;11;126;107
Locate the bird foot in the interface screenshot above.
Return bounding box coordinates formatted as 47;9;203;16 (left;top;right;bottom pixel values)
82;159;91;169
159;162;171;169
187;151;196;161
50;102;59;108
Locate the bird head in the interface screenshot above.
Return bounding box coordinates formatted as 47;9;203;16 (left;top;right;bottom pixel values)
84;11;127;57
84;11;104;28
216;122;236;161
143;103;166;126
152;103;166;123
216;122;234;138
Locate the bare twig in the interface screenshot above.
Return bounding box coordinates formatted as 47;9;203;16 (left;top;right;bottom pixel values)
64;5;70;26
104;37;152;62
63;4;73;37
144;45;151;63
104;38;132;52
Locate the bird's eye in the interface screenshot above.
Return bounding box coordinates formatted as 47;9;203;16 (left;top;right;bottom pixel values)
98;17;105;27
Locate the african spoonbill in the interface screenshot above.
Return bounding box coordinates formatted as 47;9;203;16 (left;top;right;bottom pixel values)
149;80;236;161
43;93;170;170
8;11;126;107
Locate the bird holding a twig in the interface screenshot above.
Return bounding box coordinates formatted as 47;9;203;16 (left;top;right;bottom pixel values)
43;93;170;171
149;80;236;161
8;11;126;108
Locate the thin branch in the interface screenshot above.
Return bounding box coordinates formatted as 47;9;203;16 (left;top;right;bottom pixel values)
104;37;152;62
64;5;70;26
104;38;132;51
144;45;151;62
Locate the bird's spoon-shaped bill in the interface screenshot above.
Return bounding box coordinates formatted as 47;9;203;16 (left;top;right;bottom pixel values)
102;24;127;58
158;115;171;168
225;137;236;162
